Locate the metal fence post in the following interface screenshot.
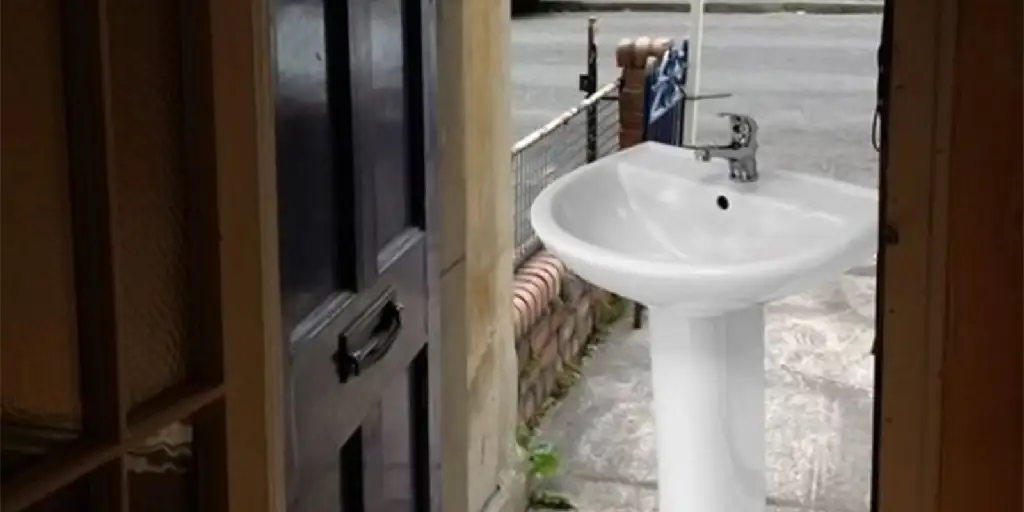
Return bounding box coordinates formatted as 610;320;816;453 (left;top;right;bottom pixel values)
580;17;598;163
511;21;622;268
677;40;690;147
614;37;682;330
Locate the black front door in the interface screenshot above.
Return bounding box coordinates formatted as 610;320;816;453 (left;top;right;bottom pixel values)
272;0;438;509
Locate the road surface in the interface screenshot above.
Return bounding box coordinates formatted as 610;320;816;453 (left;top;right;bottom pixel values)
512;12;882;187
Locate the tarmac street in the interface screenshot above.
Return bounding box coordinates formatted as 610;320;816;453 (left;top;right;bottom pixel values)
511;12;882;187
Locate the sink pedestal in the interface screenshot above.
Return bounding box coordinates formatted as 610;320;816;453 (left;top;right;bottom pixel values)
648;306;766;512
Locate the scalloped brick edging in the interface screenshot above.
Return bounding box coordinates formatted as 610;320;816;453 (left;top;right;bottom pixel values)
512;251;610;424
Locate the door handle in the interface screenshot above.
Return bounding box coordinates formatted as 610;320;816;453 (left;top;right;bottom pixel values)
334;293;403;383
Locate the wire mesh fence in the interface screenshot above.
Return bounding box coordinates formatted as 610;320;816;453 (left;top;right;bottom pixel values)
511;81;620;268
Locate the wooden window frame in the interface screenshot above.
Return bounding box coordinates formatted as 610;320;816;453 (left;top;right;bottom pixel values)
1;0;284;510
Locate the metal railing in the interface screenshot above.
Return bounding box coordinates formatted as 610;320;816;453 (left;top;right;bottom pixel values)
511;18;620;268
511;82;620;268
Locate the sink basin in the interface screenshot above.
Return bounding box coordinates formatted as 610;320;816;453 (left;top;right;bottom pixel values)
531;140;878;512
530;141;878;314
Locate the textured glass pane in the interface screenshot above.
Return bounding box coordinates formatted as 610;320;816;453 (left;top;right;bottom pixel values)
106;0;192;409
1;0;83;459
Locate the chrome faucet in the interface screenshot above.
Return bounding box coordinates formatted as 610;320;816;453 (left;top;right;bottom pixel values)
684;113;760;183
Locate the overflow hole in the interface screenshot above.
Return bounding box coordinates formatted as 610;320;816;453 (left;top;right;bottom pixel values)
716;195;730;210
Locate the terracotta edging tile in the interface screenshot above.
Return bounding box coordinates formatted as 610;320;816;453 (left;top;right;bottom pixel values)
512;250;569;339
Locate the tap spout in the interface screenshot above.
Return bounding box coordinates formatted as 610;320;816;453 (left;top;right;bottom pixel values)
678;112;760;183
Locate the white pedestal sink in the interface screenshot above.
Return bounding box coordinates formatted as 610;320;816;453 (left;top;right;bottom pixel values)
530;142;877;512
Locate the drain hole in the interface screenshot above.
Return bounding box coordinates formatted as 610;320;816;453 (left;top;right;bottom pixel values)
716;195;730;210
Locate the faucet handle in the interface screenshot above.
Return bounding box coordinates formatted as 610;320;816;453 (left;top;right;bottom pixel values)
716;112;757;135
716;112;759;146
716;112;756;125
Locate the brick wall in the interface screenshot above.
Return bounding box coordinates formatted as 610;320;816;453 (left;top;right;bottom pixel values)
616;36;676;149
511;251;612;425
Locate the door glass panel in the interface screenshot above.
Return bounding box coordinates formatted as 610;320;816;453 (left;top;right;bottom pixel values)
275;0;342;329
368;0;412;249
2;0;84;454
106;0;194;408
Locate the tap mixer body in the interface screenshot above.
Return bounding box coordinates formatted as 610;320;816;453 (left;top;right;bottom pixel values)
685;113;760;183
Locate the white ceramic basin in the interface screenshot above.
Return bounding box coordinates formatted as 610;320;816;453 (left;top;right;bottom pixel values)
530;141;878;315
532;141;878;512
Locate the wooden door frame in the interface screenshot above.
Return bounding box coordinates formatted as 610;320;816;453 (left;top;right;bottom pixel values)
206;0;287;510
210;0;1023;509
877;0;1022;509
